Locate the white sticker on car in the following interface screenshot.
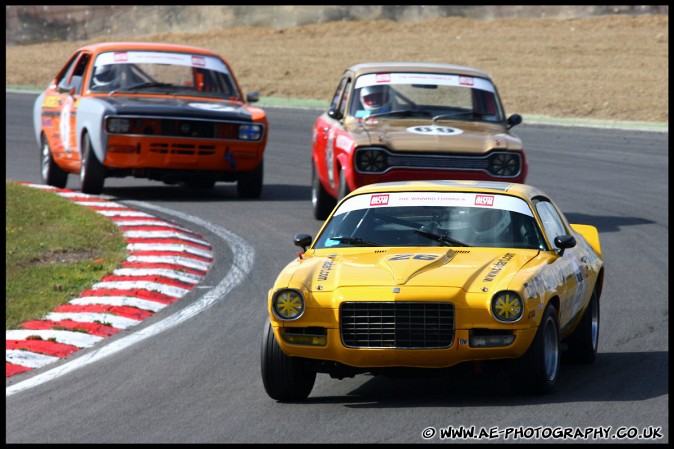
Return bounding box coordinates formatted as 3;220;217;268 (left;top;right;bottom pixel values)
325;129;335;187
93;51;230;74
355;72;496;93
406;125;463;136
334;191;534;217
59;96;74;154
188;103;237;111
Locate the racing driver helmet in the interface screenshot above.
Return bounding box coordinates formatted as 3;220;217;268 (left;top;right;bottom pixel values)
92;64;116;88
468;207;512;241
360;85;391;113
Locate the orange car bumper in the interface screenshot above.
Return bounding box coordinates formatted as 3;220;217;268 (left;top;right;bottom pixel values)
104;135;264;172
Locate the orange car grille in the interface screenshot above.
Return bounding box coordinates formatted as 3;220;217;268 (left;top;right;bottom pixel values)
148;142;217;156
340;302;455;349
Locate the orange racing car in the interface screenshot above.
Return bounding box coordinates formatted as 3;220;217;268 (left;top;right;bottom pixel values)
33;42;267;196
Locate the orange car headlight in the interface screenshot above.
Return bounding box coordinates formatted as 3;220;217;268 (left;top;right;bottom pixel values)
491;290;523;323
272;289;305;321
238;124;263;141
106;117;131;134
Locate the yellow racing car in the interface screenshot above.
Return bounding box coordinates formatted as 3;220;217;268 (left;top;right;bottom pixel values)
261;180;604;401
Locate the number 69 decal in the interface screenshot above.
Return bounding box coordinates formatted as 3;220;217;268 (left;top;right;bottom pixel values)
389;254;439;261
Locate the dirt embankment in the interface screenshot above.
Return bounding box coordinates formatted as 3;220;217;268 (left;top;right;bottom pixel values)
5;14;668;123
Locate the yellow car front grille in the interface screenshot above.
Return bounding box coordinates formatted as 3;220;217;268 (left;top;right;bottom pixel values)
340;302;455;349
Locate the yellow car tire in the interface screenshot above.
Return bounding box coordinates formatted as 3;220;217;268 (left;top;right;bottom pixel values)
509;303;560;394
565;288;600;363
261;320;316;402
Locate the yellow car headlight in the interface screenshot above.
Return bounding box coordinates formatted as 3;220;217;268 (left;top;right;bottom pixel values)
491;290;523;323
272;289;305;321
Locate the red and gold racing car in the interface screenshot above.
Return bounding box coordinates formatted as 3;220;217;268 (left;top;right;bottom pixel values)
311;62;526;219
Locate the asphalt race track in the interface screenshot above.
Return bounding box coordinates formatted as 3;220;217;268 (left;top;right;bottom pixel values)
5;91;668;443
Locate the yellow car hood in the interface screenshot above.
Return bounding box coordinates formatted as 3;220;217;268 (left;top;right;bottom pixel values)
345;120;522;153
292;248;537;293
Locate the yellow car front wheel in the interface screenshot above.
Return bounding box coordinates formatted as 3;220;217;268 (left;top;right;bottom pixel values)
565;287;600;363
509;302;560;394
260;320;316;402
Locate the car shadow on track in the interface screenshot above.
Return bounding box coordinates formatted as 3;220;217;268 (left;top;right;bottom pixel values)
300;351;667;407
564;212;654;234
100;183;311;202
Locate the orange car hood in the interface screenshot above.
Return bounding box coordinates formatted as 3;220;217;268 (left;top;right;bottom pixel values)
91;95;254;120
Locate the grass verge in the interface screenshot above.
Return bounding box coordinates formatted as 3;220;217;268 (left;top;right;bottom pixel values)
5;182;128;329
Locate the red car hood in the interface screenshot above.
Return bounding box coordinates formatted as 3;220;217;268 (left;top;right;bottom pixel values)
346;119;522;153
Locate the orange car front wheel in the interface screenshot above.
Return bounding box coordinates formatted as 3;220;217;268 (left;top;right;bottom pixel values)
79;133;106;194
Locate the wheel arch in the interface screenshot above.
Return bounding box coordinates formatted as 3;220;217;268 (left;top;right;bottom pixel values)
312;153;336;198
76;97;110;165
335;151;355;193
32;92;47;147
594;268;605;300
39;131;60;168
546;295;561;320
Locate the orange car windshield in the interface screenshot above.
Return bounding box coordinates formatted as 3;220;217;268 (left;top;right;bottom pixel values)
88;50;240;99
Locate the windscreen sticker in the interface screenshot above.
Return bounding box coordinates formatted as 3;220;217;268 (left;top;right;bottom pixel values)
474;194;494;206
407;125;463;136
459;76;474;86
94;51;230;74
370;194;389;206
334;191;534;217
355;72;496;93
